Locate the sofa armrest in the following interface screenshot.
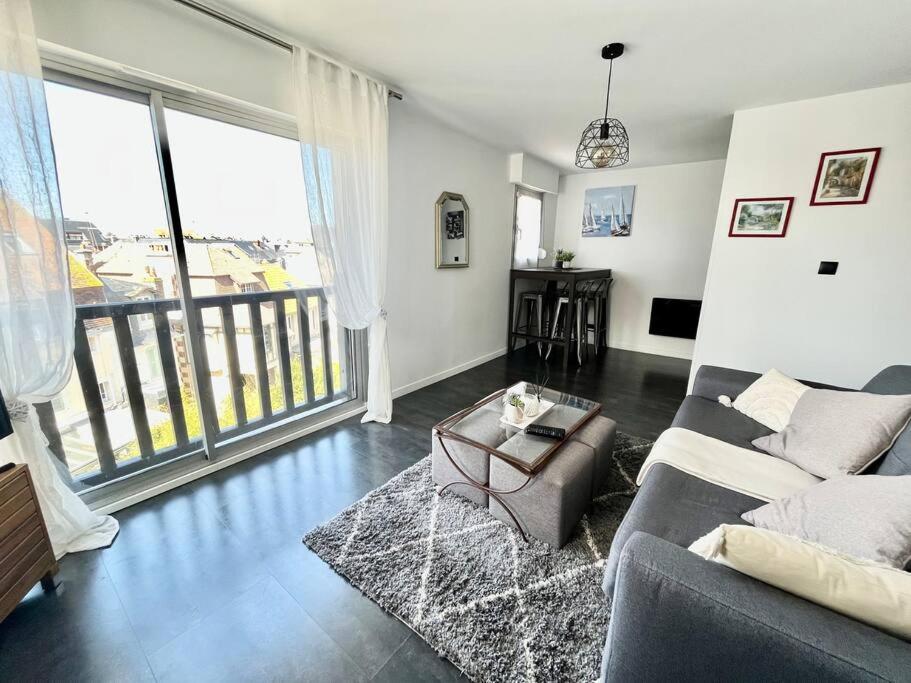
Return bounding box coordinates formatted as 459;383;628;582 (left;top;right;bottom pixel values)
601;532;911;682
690;365;762;402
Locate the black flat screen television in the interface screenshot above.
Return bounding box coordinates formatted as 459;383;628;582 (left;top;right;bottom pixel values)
649;298;702;340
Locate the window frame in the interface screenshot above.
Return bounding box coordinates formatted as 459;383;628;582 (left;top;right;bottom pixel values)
511;186;544;268
41;50;367;507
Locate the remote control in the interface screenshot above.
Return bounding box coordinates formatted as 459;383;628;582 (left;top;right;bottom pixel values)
525;424;566;440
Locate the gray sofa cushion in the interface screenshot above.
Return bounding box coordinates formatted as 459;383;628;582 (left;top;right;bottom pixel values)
743;475;911;568
864;366;911;475
671;395;773;452
753;389;911;478
602;463;762;596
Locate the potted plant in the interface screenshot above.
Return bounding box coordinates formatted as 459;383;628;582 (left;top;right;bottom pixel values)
504;392;525;423
554;249;575;269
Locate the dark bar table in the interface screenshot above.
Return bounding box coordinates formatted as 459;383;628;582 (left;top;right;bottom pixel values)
507;267;612;371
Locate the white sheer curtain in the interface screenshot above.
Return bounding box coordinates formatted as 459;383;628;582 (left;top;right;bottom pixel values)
0;0;118;558
292;47;392;424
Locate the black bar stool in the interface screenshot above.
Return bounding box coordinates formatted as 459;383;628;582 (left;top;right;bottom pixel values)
545;290;586;364
511;288;546;355
581;277;613;355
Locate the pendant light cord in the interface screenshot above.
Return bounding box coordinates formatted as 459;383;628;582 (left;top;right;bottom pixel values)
603;57;613;120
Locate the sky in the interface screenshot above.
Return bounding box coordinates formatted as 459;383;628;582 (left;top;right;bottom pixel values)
44;81;312;243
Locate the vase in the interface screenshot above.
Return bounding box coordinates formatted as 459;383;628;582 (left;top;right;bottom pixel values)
554;261;564;269
524;395;540;417
505;404;524;423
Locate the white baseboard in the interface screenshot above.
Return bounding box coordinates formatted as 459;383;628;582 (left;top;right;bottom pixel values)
607;338;694;361
392;347;507;399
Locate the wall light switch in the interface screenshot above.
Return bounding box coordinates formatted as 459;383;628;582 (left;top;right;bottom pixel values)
818;261;838;275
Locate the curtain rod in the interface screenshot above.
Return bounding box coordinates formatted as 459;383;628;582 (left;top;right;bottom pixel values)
172;0;404;100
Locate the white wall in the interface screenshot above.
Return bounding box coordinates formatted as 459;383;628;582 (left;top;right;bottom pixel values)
388;103;513;393
32;0;293;114
553;160;725;359
508;153;559;194
691;83;911;389
32;0;514;397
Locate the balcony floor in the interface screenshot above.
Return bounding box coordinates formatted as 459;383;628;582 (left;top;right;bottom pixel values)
0;346;689;682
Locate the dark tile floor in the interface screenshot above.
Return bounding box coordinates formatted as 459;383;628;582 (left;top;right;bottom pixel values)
0;347;689;682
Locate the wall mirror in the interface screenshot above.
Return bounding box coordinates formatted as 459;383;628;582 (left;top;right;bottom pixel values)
435;191;469;268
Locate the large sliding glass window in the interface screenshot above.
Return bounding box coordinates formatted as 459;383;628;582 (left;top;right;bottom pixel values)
164;108;351;444
43;80;200;488
40;70;356;492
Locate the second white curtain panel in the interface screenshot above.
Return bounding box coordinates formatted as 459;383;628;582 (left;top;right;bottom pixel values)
292;47;392;424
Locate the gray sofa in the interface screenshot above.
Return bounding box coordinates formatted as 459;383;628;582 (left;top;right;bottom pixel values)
599;364;911;682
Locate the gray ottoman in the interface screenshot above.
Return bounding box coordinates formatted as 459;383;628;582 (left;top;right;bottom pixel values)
571;416;618;497
431;407;506;507
489;438;596;548
433;406;617;548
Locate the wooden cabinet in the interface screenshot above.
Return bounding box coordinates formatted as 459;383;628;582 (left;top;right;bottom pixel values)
0;464;59;623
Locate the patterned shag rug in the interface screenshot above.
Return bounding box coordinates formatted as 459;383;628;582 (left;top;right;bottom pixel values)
303;432;653;683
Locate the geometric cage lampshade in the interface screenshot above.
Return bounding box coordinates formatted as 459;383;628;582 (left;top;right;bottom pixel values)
575;43;629;170
575;117;629;169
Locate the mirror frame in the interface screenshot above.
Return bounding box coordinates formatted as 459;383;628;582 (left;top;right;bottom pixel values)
435;191;469;269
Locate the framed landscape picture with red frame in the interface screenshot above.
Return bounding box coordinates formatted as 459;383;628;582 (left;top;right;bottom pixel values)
810;147;881;206
728;197;794;238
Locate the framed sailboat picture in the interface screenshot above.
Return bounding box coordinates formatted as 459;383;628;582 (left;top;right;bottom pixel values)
581;185;635;237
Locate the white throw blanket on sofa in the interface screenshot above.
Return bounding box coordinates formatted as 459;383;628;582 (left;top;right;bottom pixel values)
637;427;821;502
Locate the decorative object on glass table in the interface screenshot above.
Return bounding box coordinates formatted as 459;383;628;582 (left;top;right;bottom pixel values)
504;392;525;424
525;371;549;417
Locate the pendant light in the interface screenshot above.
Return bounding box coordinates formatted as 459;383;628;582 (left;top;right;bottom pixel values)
575;43;629;169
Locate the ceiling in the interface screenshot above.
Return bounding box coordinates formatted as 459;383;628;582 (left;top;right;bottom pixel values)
217;0;911;172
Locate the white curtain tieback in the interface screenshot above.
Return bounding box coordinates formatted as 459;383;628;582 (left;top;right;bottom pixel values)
5;399;32;422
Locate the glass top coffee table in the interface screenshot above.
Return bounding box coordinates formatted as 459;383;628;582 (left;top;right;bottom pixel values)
433;385;601;540
435;385;601;474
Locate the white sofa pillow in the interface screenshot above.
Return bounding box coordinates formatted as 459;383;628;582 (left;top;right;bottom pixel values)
689;524;911;641
732;369;808;431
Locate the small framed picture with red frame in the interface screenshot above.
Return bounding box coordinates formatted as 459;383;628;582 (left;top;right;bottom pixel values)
728;197;794;238
810;147;881;206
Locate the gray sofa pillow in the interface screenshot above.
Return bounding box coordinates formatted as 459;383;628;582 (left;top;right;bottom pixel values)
752;389;911;479
742;475;911;568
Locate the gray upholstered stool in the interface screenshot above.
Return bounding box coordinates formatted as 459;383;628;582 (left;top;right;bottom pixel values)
569;415;618;497
489;438;595;548
431;403;505;507
433;397;618;548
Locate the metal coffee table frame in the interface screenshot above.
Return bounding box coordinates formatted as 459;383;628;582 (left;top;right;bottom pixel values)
433;388;601;541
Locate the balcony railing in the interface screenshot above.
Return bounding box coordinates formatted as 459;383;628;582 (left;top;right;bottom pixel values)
36;287;350;488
